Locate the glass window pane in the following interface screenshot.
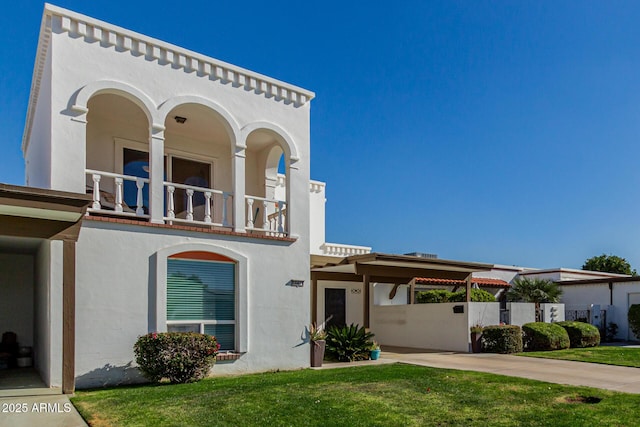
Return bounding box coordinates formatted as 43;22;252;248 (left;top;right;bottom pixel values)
204;324;235;351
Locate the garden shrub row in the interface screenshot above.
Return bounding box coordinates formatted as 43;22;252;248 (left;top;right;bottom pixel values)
480;321;600;353
555;321;600;348
416;289;496;303
481;325;523;353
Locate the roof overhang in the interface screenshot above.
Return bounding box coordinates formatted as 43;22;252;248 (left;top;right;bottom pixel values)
0;184;91;241
311;252;493;283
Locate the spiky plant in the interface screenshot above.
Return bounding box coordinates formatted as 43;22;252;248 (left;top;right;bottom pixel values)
507;278;562;304
325;323;375;362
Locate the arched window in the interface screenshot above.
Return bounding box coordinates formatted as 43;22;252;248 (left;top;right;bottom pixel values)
166;251;236;350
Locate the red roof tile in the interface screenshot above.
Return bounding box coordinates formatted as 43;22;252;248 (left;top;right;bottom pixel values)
415;277;510;288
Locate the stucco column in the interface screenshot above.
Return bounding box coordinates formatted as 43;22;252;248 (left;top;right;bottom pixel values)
287;160;304;239
62;240;76;394
149;124;165;224
232;147;246;233
53;109;88;193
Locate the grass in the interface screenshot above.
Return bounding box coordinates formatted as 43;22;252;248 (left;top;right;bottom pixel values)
518;346;640;368
71;363;640;427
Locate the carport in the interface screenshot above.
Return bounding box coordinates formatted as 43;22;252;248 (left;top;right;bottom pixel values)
311;253;493;329
0;184;90;395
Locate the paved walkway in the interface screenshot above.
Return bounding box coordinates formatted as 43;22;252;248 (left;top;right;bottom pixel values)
381;346;640;394
0;395;87;427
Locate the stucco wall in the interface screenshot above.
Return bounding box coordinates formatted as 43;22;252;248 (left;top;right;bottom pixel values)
74;221;310;388
373;283;409;306
370;303;499;352
506;302;535;326
25;44;52;188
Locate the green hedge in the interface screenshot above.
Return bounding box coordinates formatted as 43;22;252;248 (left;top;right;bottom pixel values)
628;304;640;340
522;322;570;351
481;325;523;354
450;289;496;302
416;289;496;303
134;332;219;384
416;290;451;304
556;321;600;348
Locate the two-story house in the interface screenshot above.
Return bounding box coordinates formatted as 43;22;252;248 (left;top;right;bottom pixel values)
1;3;328;393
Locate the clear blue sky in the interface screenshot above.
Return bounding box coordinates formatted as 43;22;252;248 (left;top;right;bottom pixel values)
2;1;640;270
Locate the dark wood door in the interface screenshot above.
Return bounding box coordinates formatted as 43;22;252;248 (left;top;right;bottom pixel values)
325;288;346;329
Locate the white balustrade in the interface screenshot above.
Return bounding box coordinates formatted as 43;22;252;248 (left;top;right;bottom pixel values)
320;243;372;257
86;169;149;218
164;181;232;228
245;195;287;236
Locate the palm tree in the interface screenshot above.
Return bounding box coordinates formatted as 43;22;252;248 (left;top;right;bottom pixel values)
507;278;562;321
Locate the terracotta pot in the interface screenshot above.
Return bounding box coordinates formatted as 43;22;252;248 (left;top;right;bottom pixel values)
310;340;326;367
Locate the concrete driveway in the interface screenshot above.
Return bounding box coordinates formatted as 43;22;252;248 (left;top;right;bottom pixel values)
0;395;87;427
382;346;640;394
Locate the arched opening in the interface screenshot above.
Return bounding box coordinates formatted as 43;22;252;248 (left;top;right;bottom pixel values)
166;251;236;350
162;103;233;226
86;93;151;214
245;129;288;234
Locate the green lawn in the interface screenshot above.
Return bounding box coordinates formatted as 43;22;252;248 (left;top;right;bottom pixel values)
518;346;640;368
71;364;640;427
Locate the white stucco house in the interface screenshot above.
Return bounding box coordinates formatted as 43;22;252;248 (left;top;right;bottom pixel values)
0;4;372;394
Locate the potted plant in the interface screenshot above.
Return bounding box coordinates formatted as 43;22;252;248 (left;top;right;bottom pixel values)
470;324;483;353
309;322;327;367
369;341;381;360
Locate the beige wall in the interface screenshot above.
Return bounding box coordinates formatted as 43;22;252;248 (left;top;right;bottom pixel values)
316;280;365;326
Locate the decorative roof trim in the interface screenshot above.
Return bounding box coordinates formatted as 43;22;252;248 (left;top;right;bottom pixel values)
22;3;315;152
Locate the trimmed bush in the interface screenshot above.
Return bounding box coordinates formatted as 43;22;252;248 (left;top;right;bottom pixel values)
522;322;570;351
481;325;523;354
134;332;219;384
628;304;640;340
326;323;375;362
450;289;496;302
416;289;496;303
416;290;452;303
556;321;600;348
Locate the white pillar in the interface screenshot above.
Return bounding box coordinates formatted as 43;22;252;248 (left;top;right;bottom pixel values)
149;124;166;224
232;147;246;232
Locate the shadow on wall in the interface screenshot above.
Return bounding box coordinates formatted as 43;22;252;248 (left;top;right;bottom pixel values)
75;362;146;389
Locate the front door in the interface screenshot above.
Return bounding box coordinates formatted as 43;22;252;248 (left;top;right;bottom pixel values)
325;288;346;329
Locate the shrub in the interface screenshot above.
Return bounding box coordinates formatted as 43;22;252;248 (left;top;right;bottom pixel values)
522;322;570;351
606;322;619;342
134;332;219;384
325;323;375;362
450;288;496;302
481;325;523;354
628;304;640;340
556;321;600;348
416;290;452;303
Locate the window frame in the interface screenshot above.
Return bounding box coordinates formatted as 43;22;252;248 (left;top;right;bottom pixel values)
154;244;248;353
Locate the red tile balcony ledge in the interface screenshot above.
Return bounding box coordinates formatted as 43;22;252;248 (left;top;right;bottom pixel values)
83;214;297;243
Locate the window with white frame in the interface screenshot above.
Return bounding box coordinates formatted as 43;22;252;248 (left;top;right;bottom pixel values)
166;252;236;351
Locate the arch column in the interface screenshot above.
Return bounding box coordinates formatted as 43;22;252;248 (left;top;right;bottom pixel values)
232;146;246;233
149;124;166;224
286;159;303;239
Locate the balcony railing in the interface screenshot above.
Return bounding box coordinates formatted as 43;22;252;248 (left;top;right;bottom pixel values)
86;169;150;218
320;243;372;257
245;195;287;236
85;169;233;228
164;181;232;228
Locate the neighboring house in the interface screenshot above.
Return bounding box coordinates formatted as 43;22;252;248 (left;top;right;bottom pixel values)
556;277;640;341
1;4;368;394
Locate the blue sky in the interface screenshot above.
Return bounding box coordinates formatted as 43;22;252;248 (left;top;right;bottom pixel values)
2;1;640;269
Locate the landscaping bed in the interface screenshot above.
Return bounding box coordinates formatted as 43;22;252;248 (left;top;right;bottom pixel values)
71;364;640;426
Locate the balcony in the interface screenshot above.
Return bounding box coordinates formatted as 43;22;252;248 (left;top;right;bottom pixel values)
82;91;296;237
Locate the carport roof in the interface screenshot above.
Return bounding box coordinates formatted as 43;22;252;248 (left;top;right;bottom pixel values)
0;183;91;241
311;252;493;282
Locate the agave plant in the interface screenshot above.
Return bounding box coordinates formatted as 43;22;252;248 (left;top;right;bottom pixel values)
325;323;375;362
